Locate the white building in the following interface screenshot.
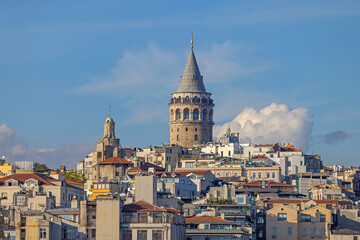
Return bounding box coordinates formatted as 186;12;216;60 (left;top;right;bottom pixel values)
201;142;241;158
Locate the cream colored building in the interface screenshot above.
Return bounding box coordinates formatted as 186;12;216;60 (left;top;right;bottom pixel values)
266;204;332;240
176;165;281;182
0;173;85;208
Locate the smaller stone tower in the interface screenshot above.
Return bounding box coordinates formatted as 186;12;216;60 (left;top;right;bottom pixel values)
92;116;120;165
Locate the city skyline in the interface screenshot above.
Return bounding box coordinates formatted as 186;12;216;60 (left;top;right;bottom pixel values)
1;1;360;168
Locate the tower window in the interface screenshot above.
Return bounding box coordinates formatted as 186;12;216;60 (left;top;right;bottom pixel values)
195;128;197;132
177;135;180;141
177;128;179;132
186;128;188;131
194;135;198;141
193;109;199;120
184;109;190;119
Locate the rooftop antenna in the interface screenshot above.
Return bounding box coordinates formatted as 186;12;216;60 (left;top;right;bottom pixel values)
108;102;112;118
191;32;193;49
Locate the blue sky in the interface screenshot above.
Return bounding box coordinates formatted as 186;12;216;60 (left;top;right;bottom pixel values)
0;0;359;168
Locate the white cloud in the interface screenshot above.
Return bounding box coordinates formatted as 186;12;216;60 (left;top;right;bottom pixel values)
0;124;15;144
214;102;313;150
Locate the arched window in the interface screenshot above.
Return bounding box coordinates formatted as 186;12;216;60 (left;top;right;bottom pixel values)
177;135;180;141
202;109;207;120
193;109;199;120
184;108;190;119
170;109;174;121
175;109;181;120
194;135;198;141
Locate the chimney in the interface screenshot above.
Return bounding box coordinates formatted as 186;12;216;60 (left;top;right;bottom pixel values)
71;196;78;208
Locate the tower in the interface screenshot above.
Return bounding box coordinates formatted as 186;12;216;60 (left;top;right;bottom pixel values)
93;116;120;165
169;35;214;148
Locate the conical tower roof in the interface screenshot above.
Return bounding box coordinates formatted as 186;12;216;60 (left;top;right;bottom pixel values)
176;49;206;93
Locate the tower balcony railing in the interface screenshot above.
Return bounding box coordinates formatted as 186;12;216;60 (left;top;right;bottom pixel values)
169;97;214;105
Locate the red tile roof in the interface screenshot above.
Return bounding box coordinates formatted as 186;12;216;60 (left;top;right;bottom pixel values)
78;160;85;163
0;173;54;185
185;216;231;223
175;170;210;176
98;157;132;165
122;200;166;212
128;166;142;172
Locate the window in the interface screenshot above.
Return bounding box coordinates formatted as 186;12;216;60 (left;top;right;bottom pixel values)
186;128;188;131
321;229;325;236
288;227;292;236
217;173;220;177
137;230;147;240
92;229;96;238
204;224;209;229
326;204;332;210
272;172;276;178
272;227;277;238
193;110;199;120
257;217;264;223
194;135;198;141
277;213;287;221
115;172;119;176
320;214;326;222
195;128;197;132
177;135;180;141
40;228;46;239
234;172;239;177
253;173;256;179
1;192;7;199
153;213;163;223
267;172;270;178
228;151;231;156
122;230;132;239
226;172;230;177
237;197;244;204
301;228;307;237
185;109;190;119
258;172;262;178
177;128;179;132
354;237;358;240
311;228;316;238
300;214;311;222
152;230;162;240
259;231;263;238
139;213;148;223
300;161;303;165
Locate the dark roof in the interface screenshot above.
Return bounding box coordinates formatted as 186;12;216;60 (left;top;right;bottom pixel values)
122;200;166;212
331;228;360;235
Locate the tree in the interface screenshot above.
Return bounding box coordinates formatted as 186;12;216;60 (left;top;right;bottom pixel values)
33;162;49;173
62;170;86;183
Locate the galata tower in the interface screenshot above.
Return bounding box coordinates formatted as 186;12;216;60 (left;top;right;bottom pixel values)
169;35;214;148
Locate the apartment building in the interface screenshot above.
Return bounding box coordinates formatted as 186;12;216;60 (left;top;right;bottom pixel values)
266;204;332;240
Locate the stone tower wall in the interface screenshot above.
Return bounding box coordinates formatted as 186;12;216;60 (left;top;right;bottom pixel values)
169;92;214;148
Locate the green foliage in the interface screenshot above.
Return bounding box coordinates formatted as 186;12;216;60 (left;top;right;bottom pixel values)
205;198;234;205
33;162;49;173
61;170;86;183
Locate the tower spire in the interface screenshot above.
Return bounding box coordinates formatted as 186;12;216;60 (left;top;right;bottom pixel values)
191;32;193;49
